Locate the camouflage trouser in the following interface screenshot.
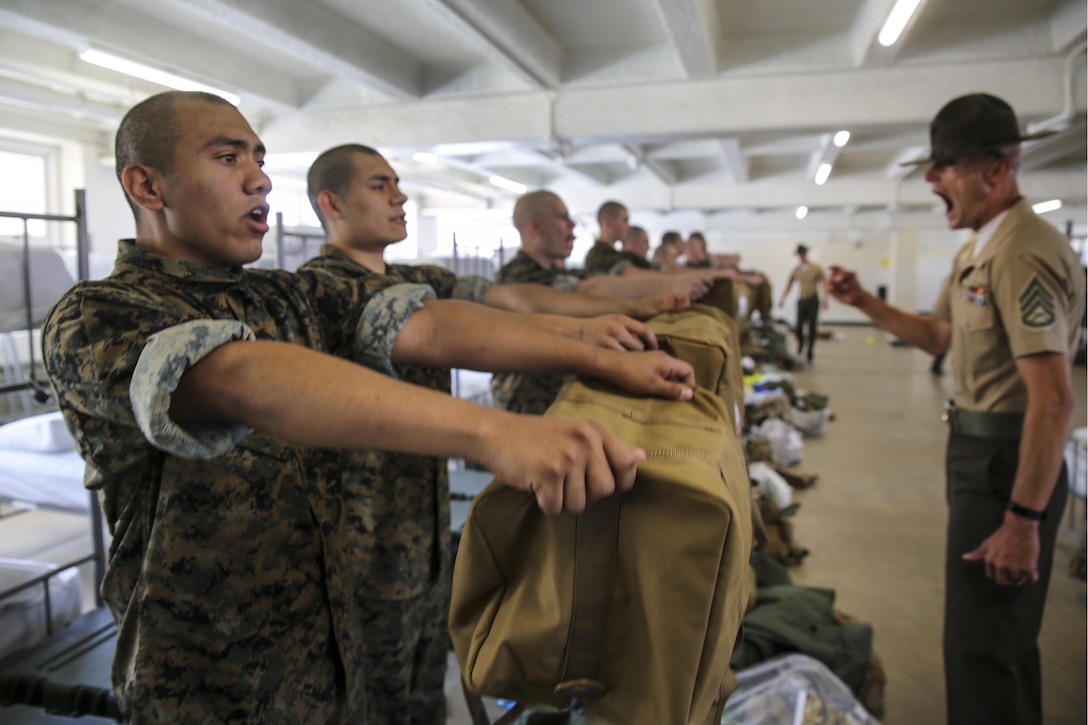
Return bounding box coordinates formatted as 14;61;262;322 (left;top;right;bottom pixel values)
358;577;451;725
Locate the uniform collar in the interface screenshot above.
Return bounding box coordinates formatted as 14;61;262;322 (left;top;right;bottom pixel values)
116;239;246;285
970;197;1031;265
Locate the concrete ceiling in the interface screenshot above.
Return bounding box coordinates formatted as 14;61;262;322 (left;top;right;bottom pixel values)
0;0;1084;225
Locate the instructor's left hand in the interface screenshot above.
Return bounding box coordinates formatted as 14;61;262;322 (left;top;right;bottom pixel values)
962;514;1041;586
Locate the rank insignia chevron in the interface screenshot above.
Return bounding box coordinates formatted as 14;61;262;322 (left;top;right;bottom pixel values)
1018;276;1056;329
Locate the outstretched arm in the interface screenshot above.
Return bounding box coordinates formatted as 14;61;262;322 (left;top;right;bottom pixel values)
170;340;643;514
436;298;659;351
576;272;713;301
483;282;688;320
825;265;951;355
392;298;694;400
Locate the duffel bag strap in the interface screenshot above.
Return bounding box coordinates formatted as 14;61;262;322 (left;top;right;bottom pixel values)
554;493;623;706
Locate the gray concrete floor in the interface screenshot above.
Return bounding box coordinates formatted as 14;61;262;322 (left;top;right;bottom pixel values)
446;325;1088;724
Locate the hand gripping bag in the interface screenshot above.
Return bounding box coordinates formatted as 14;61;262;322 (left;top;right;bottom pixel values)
449;380;752;725
648;305;745;433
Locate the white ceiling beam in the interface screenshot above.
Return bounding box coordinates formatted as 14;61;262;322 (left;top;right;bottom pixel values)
0;0;302;111
527;150;611;187
718;139;748;183
590;168;1088;213
0;106;104;146
0;76;125;125
263;57;1076;153
1020;121;1088;171
1050;2;1088;52
650;0;719;78
553;57;1075;141
850;0;935;68
175;0;422;100
622;144;676;185
421;0;561;88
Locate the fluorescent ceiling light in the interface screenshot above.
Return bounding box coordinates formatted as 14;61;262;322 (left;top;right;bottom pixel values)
878;0;922;47
79;49;240;105
795;205;809;220
814;163;832;186
413;152;438;165
833;131;851;147
489;175;527;194
1032;199;1062;214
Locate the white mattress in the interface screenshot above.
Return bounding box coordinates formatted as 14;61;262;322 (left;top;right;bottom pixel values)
0;557;83;660
0;447;89;512
0;412;89;512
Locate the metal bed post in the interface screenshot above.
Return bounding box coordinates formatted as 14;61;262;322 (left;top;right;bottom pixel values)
0;189;107;604
451;232;461;400
275;212;286;270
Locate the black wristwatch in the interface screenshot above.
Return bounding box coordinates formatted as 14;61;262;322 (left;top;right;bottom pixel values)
1007;501;1046;522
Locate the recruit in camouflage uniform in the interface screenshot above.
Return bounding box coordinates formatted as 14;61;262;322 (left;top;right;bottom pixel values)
583;241;633;277
492;250;585;415
300;245;491;724
41;240;420;723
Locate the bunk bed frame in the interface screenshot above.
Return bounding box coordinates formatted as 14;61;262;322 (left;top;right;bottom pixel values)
0;192;118;721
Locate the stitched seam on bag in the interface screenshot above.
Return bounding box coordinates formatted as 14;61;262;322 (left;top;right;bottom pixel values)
643;449;723;462
560;395;727;432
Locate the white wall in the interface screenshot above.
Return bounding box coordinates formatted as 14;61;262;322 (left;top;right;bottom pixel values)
81;147;134;278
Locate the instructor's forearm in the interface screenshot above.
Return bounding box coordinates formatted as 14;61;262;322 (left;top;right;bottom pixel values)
854;291;949;355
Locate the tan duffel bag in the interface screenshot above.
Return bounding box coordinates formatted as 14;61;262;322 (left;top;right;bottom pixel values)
648;304;744;433
450;380;752;725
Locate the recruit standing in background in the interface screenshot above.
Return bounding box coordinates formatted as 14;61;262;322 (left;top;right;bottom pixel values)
826;92;1084;725
778;244;827;363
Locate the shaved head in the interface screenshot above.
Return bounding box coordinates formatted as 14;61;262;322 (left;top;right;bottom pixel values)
597;200;627;226
513;190;563;233
307;144;382;230
115;91;234;217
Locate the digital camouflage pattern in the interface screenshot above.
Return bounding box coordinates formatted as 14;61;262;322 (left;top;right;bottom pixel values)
583;241;631;277
496;249;584;291
622;250;653;270
42;240;395;723
300;245;492;723
491;250;583;414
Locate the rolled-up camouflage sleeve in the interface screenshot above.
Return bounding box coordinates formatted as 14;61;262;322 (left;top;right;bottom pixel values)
551;274;582;293
130;320;256;460
452;275;492;303
356;283;435;377
607;259;632;276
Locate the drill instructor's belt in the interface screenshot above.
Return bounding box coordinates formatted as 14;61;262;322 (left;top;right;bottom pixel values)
942;402;1024;439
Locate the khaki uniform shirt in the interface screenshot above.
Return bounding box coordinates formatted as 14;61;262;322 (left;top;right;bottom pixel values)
300;246;489;599
584;240;631;277
933;198;1086;412
493;251;585;414
43;240;428;723
789;263;825;299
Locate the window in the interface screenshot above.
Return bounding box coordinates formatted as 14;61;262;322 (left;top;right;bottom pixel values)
0;149;48;238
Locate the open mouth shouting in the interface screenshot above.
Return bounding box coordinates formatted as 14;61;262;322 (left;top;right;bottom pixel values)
246;204;270;233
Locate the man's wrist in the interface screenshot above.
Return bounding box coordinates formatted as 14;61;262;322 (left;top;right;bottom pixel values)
1006;500;1046;522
